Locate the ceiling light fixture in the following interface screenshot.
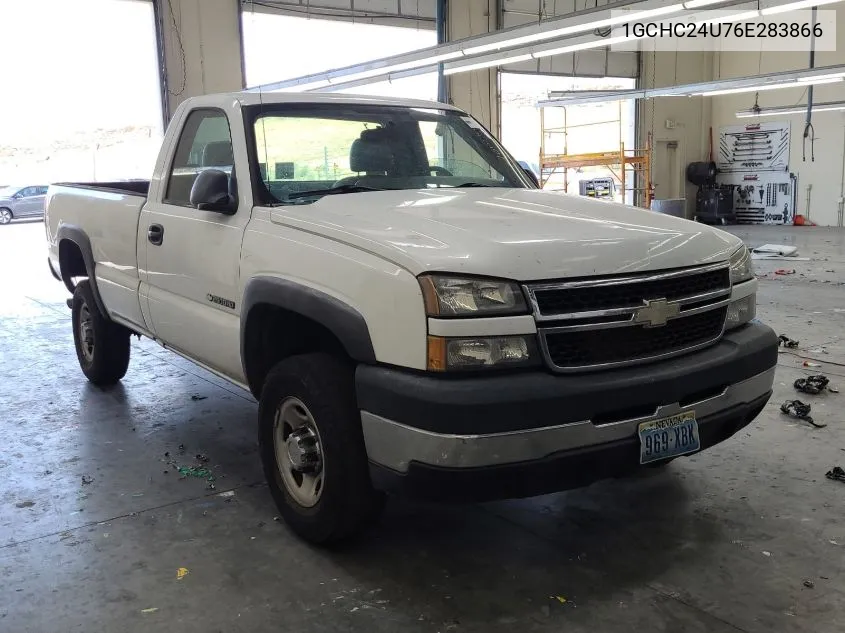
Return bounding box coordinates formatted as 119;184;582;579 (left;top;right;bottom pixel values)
254;0;845;92
443;54;534;75
797;72;845;82
683;0;732;7
737;100;845;117
541;64;845;106
531;35;638;59
462;3;689;56
761;0;842;15
695;76;842;96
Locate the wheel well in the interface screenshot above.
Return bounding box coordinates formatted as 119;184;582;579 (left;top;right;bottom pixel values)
58;239;87;292
243;304;348;398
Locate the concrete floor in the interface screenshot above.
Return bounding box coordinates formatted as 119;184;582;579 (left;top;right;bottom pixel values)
2;220;845;633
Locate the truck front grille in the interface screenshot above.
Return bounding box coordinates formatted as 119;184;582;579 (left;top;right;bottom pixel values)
524;263;732;372
532;267;729;316
544;308;727;369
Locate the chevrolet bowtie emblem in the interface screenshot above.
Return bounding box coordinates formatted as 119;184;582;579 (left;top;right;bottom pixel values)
633;298;679;327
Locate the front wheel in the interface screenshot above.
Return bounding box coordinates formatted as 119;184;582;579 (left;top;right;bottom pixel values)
71;280;131;385
0;208;12;225
258;353;384;545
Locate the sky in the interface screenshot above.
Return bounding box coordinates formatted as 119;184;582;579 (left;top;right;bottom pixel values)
0;0;163;145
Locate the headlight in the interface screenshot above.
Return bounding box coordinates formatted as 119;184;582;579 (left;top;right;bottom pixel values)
427;335;539;371
419;275;528;317
725;294;756;330
729;245;754;284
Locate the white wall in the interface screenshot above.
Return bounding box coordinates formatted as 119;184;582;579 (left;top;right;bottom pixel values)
708;11;845;226
640;49;714;217
159;0;245;118
447;0;502;136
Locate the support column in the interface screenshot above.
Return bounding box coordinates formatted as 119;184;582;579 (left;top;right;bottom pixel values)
446;0;501;138
155;0;244;122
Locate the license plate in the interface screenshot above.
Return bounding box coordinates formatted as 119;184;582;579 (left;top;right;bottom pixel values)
638;411;700;465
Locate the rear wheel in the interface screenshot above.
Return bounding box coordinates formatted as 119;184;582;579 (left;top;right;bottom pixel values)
258;353;384;545
71;280;130;385
0;208;12;225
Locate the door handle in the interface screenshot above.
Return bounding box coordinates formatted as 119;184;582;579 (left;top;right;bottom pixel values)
148;224;164;246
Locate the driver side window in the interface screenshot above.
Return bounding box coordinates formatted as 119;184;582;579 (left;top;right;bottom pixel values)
165;109;233;206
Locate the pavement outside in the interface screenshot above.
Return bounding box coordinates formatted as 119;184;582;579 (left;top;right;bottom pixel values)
1;219;844;633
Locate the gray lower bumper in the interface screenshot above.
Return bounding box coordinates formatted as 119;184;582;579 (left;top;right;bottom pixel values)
361;367;775;473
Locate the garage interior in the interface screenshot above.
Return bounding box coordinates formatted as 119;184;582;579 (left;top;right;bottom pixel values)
2;0;845;631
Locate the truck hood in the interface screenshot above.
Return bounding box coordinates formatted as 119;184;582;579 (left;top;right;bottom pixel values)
269;188;742;280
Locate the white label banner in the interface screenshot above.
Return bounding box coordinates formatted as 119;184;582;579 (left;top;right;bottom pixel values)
607;10;836;52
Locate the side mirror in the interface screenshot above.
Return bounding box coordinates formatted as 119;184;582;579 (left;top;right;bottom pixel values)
190;169;237;214
522;167;540;188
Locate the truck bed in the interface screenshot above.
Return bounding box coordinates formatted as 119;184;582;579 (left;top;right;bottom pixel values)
46;181;149;328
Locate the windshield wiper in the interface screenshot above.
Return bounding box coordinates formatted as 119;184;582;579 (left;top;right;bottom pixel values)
286;184;389;201
453;182;496;188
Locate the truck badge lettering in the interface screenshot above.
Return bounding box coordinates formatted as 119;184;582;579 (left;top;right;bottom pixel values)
207;294;236;309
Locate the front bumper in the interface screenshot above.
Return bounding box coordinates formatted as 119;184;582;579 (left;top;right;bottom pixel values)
356;322;777;501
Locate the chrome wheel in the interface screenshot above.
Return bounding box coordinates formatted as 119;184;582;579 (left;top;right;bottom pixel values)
78;302;95;363
274;397;324;508
0;209;11;225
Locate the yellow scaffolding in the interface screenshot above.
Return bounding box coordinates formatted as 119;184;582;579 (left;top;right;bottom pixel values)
539;102;653;208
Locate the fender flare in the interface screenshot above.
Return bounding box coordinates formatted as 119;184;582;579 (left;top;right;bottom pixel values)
240;276;377;378
56;224;107;316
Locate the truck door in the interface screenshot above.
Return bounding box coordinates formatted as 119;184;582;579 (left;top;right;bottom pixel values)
140;107;249;383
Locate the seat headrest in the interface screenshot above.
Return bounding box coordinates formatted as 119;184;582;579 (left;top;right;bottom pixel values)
350;128;395;173
202;141;234;167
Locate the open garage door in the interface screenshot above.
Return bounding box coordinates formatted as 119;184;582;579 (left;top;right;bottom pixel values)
0;0;163;185
241;8;438;100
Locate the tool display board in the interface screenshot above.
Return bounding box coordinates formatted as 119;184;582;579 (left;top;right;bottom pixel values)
715;171;794;225
717;121;790;173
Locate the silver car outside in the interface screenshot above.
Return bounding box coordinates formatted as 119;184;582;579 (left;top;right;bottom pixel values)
0;186;49;225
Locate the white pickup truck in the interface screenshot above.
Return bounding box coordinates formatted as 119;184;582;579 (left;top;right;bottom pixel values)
46;92;777;544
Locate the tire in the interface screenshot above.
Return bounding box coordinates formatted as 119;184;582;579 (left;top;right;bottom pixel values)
258;353;384;545
71;280;130;386
0;208;12;225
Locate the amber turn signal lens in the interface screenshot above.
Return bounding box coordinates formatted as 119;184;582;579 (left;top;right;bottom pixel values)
426;335;447;371
419;276;441;316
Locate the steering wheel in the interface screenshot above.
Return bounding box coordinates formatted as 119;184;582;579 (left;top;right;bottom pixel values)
429;165;453;177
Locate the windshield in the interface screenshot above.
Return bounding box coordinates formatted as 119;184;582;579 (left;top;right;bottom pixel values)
0;186;19;198
246;104;530;205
